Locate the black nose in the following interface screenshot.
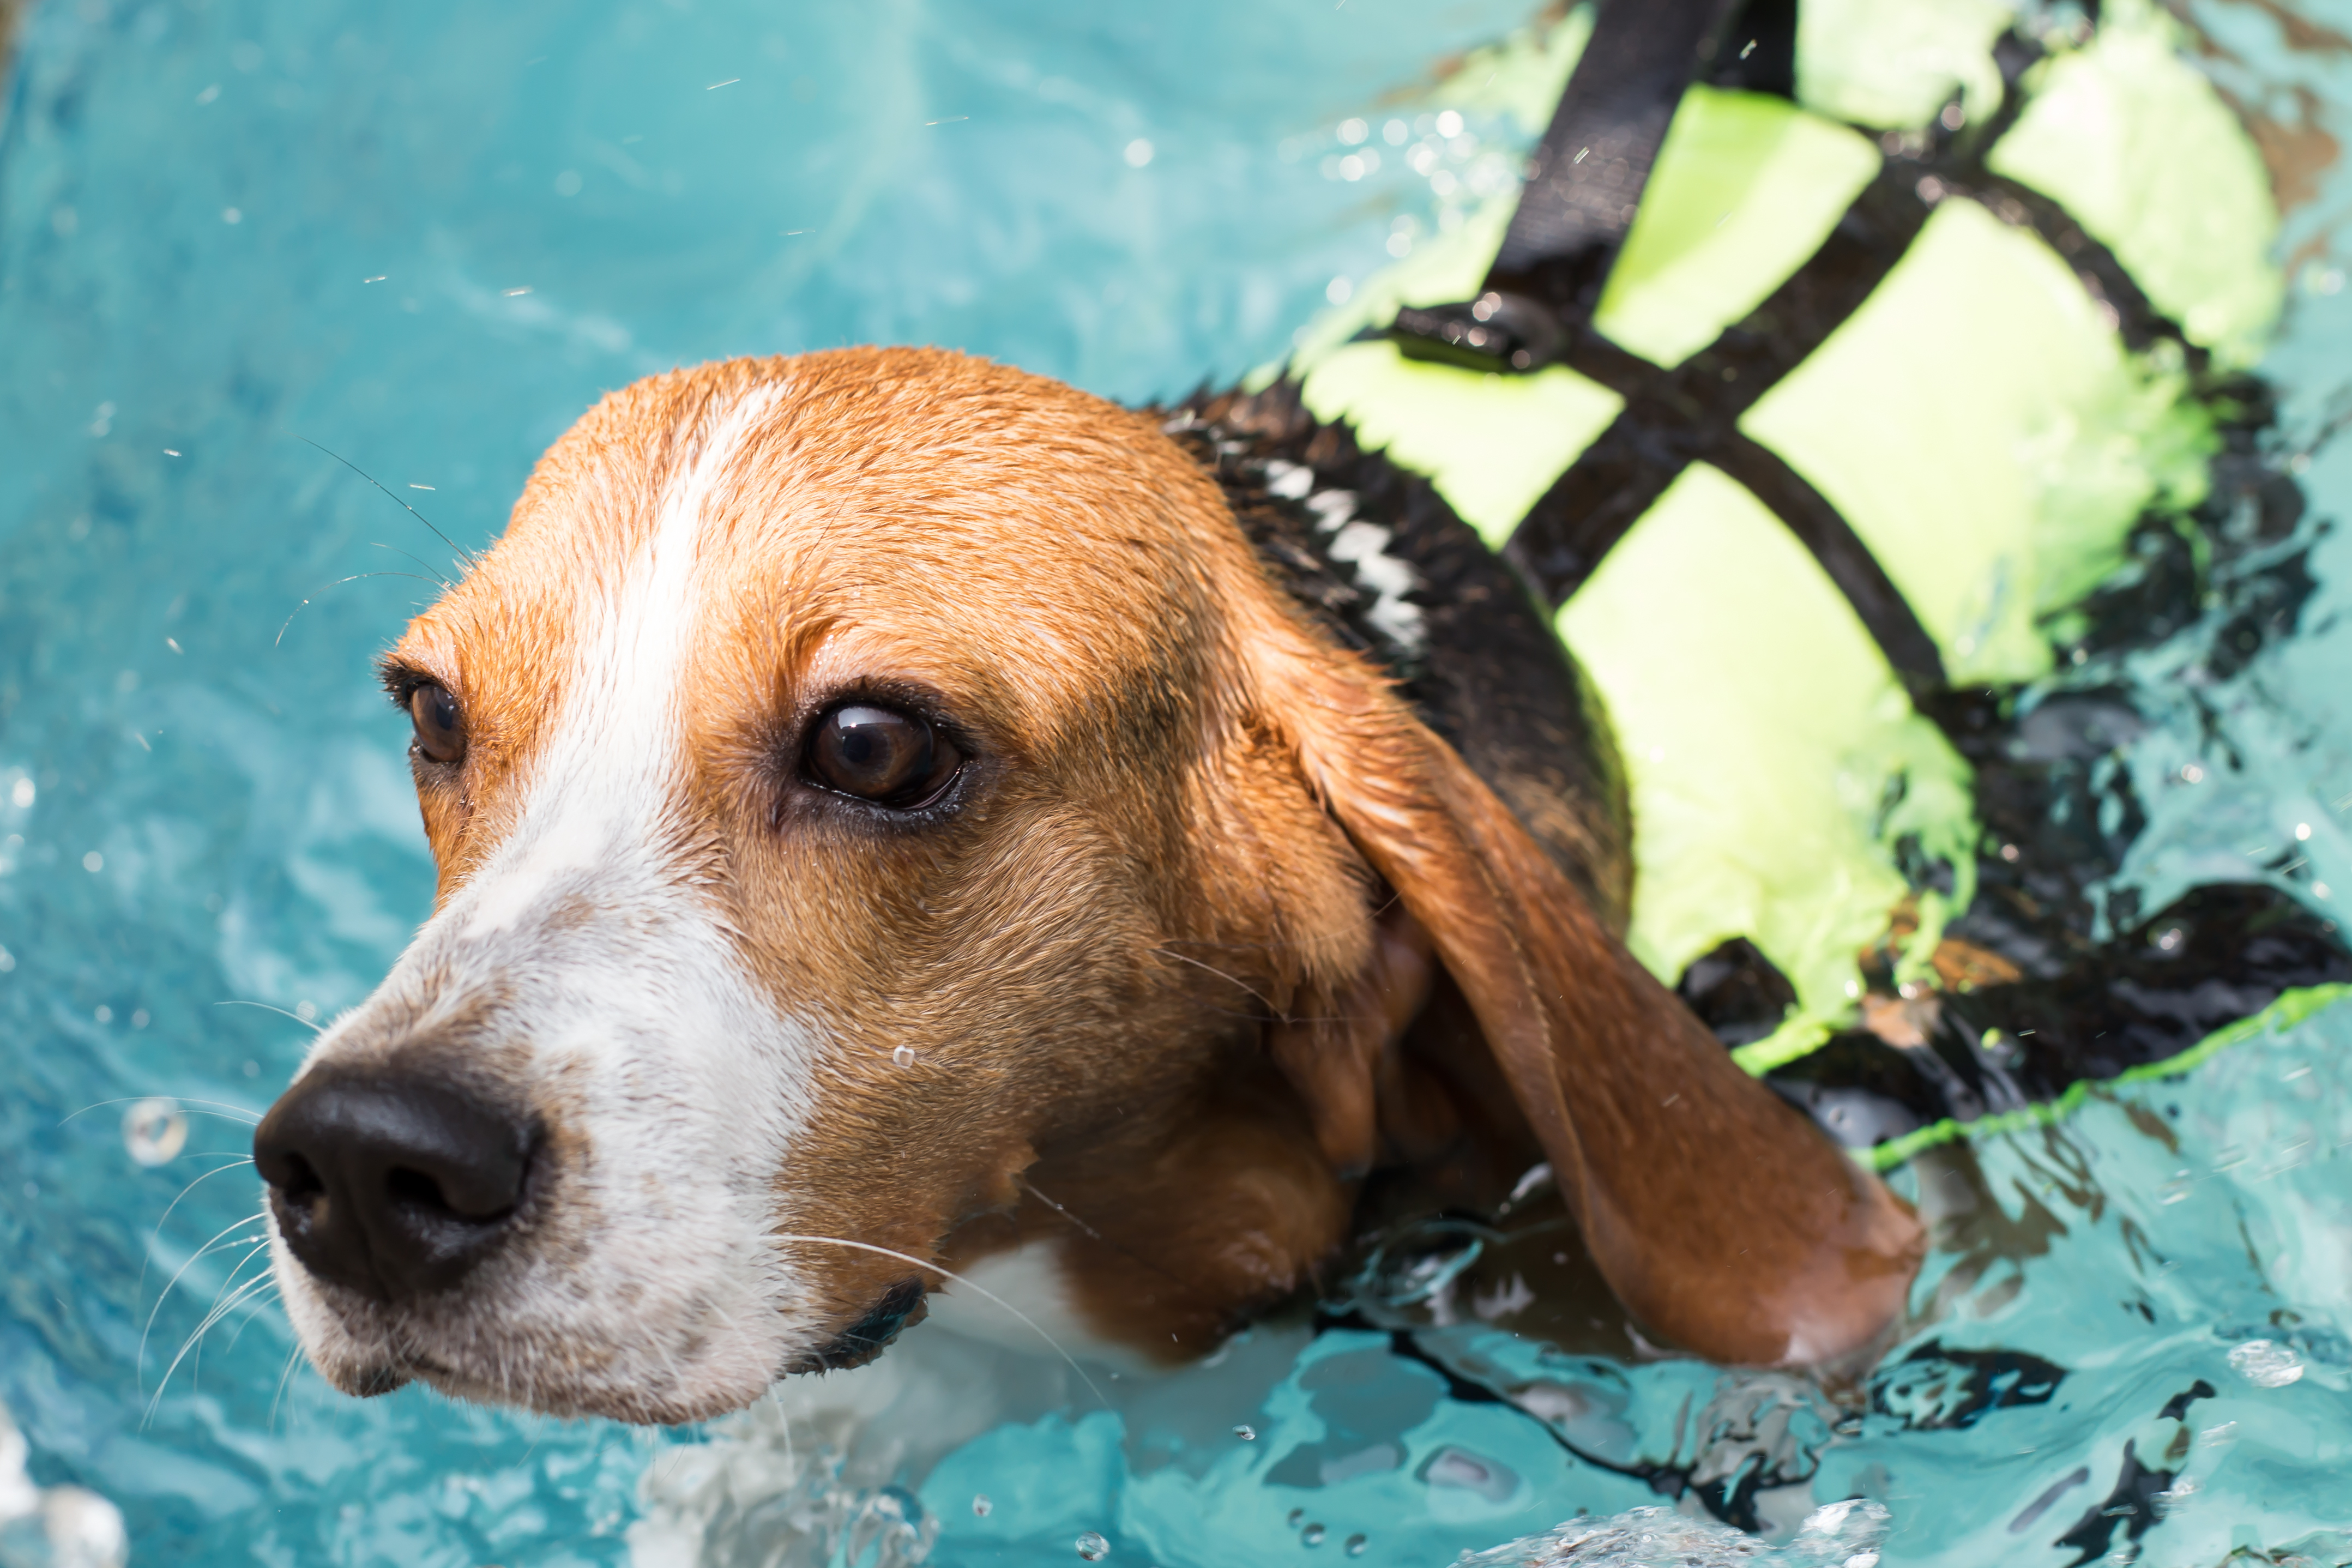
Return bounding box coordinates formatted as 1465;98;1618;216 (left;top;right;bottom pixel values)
252;1067;535;1303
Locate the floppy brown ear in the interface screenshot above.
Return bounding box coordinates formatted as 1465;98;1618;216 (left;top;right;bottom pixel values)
1251;625;1923;1368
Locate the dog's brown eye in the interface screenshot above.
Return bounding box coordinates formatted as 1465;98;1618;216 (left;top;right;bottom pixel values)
409;683;466;766
806;704;962;809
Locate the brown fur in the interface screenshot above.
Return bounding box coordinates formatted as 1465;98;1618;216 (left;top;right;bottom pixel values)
378;346;1921;1386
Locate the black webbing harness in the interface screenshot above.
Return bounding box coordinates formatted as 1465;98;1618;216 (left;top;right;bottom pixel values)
1165;13;2345;1528
1350;0;2351;1158
1380;0;2219;693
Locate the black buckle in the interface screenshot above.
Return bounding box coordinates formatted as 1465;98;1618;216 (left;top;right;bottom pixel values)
1380;291;1564;374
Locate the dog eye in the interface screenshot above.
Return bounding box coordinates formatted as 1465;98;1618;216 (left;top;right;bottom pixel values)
408;683;466;766
806;704;962;809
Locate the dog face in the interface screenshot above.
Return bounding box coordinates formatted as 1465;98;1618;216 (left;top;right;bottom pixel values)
255;350;1385;1421
255;348;1921;1425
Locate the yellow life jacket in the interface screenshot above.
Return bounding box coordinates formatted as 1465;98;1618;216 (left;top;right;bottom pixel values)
1257;0;2347;1165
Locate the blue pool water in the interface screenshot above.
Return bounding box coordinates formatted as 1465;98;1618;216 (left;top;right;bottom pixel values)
5;1;2352;1564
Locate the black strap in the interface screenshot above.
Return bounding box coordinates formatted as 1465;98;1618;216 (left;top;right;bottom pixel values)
1702;0;1798;99
1503;159;1949;691
1375;10;2205;699
1486;0;1747;313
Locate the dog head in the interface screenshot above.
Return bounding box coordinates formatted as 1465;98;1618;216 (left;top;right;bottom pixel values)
254;348;1919;1423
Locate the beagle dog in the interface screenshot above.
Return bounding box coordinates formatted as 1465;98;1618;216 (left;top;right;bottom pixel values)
252;348;1923;1425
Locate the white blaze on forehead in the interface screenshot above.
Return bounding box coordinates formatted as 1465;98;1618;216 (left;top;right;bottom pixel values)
466;382;786;938
272;377;844;1419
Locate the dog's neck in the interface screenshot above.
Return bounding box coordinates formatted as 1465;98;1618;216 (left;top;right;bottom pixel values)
1162;382;1634;932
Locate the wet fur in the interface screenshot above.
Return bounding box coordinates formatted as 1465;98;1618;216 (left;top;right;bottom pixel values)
265;348;1922;1422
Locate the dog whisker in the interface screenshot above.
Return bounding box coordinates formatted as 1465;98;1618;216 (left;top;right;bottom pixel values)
210;1260;283;1363
1016;1174;1105;1241
1150;947;1277;1013
136;1155;260;1302
200;1237;277;1328
770;1233;1110;1409
180;1270;279;1391
292;433;481;571
59;1094;265;1126
269;1344;304;1432
767;1384;798;1474
138;1210;270;1383
366;540;459;592
1191;1002;1283;1026
1017;1175;1211;1301
147;1267;282;1425
1158;934;1329;956
211;997;326;1035
275;571;449;648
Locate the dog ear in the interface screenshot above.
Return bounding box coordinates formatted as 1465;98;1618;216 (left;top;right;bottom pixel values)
1264;905;1432;1180
1250;625;1923;1368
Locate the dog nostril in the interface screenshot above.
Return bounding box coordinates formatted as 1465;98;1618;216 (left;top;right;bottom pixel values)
383;1163;490;1220
254;1067;536;1303
386;1165;441;1209
276;1150;325;1202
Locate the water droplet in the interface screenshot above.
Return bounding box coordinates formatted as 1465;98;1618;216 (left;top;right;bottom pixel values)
1287;1509;1305;1528
1345;1535;1367;1557
2229;1338;2305;1388
1302;1523;1326;1546
1232;1424;1255;1440
1076;1531;1109;1561
122;1098;188;1166
892;1045;916;1068
972;1494;992;1517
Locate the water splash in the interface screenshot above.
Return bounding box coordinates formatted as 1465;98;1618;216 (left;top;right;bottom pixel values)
2227;1340;2305;1389
11;0;2352;1565
0;1401;126;1568
1455;1501;1888;1568
118;1099;186;1167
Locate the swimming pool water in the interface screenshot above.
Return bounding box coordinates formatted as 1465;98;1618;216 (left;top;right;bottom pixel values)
4;1;2352;1564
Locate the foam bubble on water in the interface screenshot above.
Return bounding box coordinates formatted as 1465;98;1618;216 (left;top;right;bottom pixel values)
2228;1338;2306;1388
1454;1500;1889;1568
970;1494;991;1517
120;1097;186;1166
1076;1529;1109;1560
0;1400;128;1568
